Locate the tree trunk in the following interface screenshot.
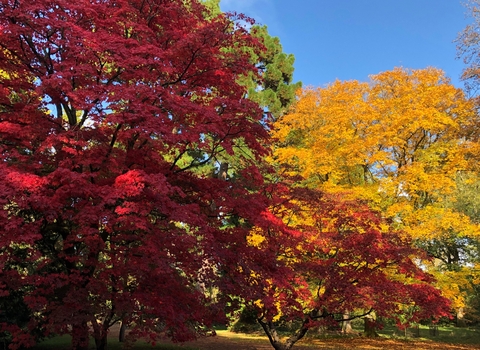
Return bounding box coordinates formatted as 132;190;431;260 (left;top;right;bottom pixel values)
71;321;89;350
363;316;378;337
119;321;127;342
217;162;228;181
341;311;353;334
258;318;309;350
457;307;467;327
95;335;107;350
258;320;287;350
91;318;110;350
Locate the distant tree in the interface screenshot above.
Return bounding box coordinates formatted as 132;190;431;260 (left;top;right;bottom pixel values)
202;0;301;118
272;67;479;323
456;3;480;323
200;0;301;185
243;24;301;119
457;0;480;95
202;0;221;15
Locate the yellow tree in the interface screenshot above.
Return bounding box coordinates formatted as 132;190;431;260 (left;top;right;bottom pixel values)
273;67;480;319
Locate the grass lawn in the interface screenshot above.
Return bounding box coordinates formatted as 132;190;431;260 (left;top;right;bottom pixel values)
375;324;480;345
30;324;480;350
33;335;197;350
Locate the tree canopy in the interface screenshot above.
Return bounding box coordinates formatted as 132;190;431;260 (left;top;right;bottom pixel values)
246;185;451;350
0;1;466;350
0;0;278;348
272;67;480;321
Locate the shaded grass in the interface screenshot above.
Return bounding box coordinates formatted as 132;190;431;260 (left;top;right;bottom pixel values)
32;335;197;350
30;324;480;350
376;324;480;345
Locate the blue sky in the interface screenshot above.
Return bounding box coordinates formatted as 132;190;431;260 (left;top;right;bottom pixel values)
220;0;472;89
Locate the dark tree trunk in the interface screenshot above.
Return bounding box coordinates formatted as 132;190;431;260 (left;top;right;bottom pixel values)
217;162;228;180
95;335;107;350
258;318;310;350
119;321;127;342
71;321;89;350
363;316;378;337
91;317;111;350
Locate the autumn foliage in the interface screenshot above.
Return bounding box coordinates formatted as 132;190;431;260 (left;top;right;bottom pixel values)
242;185;451;350
0;0;276;348
272;67;480;326
273;68;479;259
0;1;459;350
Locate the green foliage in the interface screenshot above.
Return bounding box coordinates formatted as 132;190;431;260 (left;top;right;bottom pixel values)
201;0;301;120
229;306;262;334
201;0;221;14
245;25;301;118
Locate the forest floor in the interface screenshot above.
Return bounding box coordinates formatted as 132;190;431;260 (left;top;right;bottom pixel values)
163;329;480;350
33;324;480;350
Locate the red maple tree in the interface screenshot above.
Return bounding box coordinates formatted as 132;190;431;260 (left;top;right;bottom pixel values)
0;2;453;350
240;186;452;350
0;0;276;349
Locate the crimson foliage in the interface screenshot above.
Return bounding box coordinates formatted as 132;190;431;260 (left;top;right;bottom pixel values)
0;2;453;350
248;187;452;350
0;0;276;348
